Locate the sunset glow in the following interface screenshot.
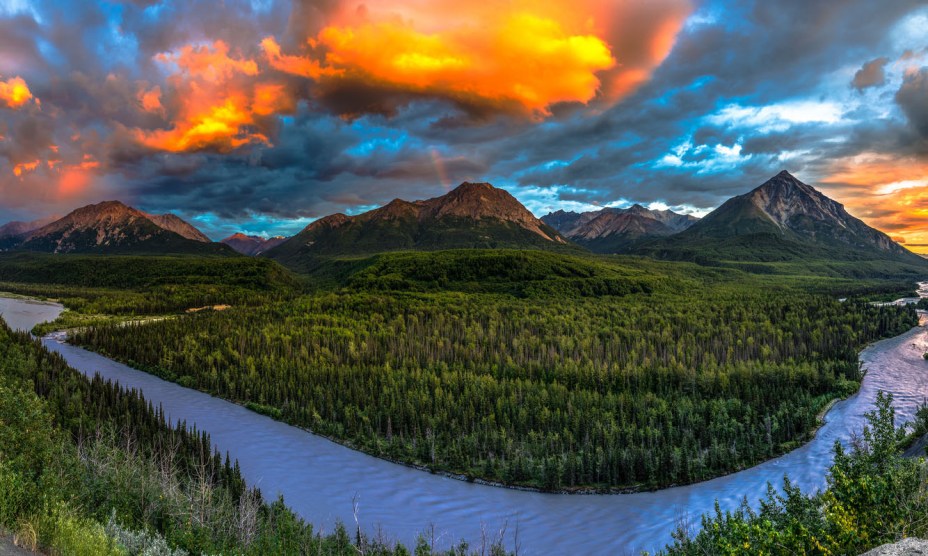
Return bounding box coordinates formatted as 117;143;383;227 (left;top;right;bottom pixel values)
0;1;924;247
823;154;928;253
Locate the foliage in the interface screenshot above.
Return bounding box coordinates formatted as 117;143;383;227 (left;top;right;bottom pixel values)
0;252;300;315
665;392;928;555
70;250;919;490
0;318;510;555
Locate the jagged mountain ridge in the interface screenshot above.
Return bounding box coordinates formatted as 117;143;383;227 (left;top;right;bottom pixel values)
6;201;230;255
221;233;288;256
265;182;572;267
542;204;699;253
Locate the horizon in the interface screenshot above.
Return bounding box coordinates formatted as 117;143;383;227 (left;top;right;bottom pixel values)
1;1;926;250
4;170;927;255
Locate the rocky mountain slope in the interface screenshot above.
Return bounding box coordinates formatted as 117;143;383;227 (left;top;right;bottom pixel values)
636;171;924;263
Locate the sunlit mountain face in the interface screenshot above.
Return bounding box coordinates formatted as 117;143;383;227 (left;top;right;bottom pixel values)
0;1;925;251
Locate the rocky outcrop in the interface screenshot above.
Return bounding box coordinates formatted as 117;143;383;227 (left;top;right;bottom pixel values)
862;538;928;555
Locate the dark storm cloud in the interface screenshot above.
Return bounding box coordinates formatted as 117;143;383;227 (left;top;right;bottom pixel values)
896;66;928;142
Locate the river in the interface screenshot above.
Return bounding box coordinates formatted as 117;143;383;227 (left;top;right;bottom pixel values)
0;286;926;554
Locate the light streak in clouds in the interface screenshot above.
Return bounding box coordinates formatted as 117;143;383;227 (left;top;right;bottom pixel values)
429;148;450;189
0;76;33;109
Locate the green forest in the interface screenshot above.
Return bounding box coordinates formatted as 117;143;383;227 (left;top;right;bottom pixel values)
49;250;919;491
0;316;508;555
665;392;928;555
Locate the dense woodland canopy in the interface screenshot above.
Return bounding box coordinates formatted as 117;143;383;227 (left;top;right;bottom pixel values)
0;317;510;555
66;250;920;491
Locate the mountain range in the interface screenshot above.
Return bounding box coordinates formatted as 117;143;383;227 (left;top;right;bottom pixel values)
0;172;922;269
264;181;572;269
542;204;699;253
221;233;288;256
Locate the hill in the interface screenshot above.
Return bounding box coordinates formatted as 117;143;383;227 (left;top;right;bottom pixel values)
635;171;927;267
543;204;698;253
265;182;573;269
3;201;231;256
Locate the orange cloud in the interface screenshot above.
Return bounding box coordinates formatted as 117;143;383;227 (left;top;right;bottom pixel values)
262;37;336;79
138;86;164;113
821;153;928;252
133;2;692;153
5;150;100;200
317;13;614;114
156;41;258;83
134;41;281;153
13;160;40;177
266;0;691;116
58;166;94;197
0;76;33;109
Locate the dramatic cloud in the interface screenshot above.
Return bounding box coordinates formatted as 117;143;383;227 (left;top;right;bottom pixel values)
0;0;927;249
0;76;32;109
131;41;276;153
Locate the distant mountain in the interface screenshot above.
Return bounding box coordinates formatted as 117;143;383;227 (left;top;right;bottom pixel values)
7;201;231;255
636;171;925;263
542;205;699;253
221;233;288;256
265;182;572;268
0;215;59;239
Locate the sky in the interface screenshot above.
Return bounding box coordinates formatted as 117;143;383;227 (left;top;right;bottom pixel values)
0;1;927;251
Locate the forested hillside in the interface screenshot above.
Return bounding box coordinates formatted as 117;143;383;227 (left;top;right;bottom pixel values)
0;318;508;555
0;252;300;315
68;250;920;491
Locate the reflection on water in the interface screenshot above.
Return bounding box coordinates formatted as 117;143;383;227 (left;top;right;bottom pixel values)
1;285;927;554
